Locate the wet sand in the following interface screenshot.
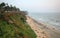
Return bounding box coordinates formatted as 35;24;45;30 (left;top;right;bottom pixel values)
26;16;49;38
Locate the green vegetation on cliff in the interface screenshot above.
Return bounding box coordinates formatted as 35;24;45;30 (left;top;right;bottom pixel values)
0;2;36;38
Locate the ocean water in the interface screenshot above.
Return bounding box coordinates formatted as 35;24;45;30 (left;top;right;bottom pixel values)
28;13;60;30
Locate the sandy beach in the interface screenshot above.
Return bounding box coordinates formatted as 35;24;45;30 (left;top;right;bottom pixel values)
26;16;60;38
26;16;49;38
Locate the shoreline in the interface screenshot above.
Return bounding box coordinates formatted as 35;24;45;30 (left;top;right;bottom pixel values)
26;16;49;38
28;16;60;34
26;16;60;38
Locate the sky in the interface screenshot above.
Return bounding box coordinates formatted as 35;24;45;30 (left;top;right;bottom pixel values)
0;0;60;13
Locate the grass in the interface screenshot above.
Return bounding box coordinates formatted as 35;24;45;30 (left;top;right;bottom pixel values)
0;14;36;38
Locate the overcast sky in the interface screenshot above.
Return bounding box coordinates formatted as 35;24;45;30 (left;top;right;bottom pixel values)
0;0;60;13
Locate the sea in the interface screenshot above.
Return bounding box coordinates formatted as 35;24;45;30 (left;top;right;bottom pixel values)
28;13;60;30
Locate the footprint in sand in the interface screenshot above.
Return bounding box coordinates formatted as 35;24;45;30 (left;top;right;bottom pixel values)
39;36;41;37
41;31;45;34
42;37;44;38
35;30;37;31
35;30;39;33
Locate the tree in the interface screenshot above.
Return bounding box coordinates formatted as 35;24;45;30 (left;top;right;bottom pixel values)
0;2;6;19
0;2;6;12
0;2;5;8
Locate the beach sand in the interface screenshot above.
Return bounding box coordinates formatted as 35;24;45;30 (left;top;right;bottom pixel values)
26;16;49;38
